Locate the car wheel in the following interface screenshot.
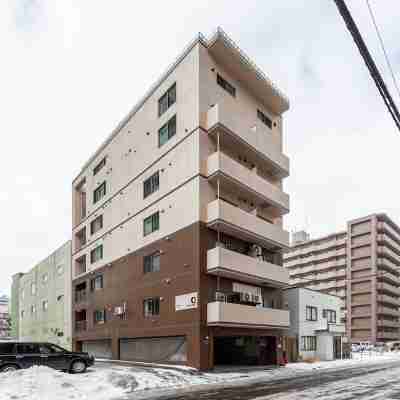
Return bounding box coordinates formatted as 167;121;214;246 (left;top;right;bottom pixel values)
0;365;19;373
70;360;87;374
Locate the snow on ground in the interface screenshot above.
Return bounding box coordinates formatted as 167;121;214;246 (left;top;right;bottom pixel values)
1;352;400;400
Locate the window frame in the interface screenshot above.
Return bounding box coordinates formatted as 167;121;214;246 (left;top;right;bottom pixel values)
90;245;103;264
143;252;161;274
306;305;318;321
143;212;160;236
158;115;177;147
301;336;317;351
93;181;106;204
90;214;104;235
42;300;48;312
158;83;176;117
143;297;160;317
143;171;160;199
90;275;104;291
93;309;106;325
323;309;337;324
217;73;236;97
257;109;273;129
93;157;106;176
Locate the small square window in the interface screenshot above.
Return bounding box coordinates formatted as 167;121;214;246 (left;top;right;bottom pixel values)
143;297;160;317
93;157;106;176
158;115;176;147
158;83;176;117
143;212;159;236
90;245;103;264
143;171;160;199
144;253;160;274
93;182;106;204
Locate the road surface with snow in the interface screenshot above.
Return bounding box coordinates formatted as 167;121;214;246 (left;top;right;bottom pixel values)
0;352;400;400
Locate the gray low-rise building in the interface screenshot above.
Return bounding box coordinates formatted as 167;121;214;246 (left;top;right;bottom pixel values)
11;241;72;349
283;287;346;361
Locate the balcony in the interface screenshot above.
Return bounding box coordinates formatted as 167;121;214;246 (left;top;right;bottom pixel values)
207;246;289;288
201;102;289;178
378;307;400;317
206;151;289;215
377;282;399;297
207;301;290;329
207;199;289;249
377;320;399;329
378;294;400;306
75;320;87;332
75;290;87;304
377;331;399;340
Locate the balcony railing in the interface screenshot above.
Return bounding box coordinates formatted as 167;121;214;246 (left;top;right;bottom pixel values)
75;290;87;303
207;246;289;287
207;301;290;329
206;151;289;214
75;320;87;332
201;101;289;177
207;199;289;249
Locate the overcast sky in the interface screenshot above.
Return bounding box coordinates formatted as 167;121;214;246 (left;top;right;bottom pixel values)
1;1;399;296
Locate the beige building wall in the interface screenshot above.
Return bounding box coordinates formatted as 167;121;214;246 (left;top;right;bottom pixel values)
284;214;400;344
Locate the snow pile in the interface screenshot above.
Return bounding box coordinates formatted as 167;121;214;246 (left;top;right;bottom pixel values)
1;352;400;400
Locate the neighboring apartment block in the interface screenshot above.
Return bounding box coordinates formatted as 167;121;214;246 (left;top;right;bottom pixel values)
11;241;72;349
71;28;291;370
283;288;345;361
284;214;400;344
0;295;10;339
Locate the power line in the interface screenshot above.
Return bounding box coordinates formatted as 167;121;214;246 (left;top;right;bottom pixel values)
333;0;400;132
366;0;400;103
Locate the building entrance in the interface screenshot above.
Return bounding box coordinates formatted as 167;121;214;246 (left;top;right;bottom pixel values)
214;336;277;366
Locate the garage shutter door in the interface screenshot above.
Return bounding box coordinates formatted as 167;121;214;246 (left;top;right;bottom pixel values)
82;339;112;359
120;336;187;363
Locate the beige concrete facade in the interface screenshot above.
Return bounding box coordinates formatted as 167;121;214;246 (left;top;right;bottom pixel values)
72;28;291;369
284;214;400;344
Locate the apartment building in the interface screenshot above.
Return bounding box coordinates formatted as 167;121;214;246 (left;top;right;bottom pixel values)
284;214;400;344
0;295;10;339
11;241;72;349
72;28;291;370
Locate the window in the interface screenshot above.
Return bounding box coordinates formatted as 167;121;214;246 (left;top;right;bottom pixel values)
42;300;48;312
158;83;176;117
93;157;106;176
93;182;106;204
0;343;15;354
31;305;36;314
93;309;106;324
306;306;318;321
17;343;40;354
90;275;103;291
217;74;236;97
143;212;160;236
42;273;48;284
158;115;177;147
257;109;272;129
21;290;25;300
21;310;25;319
76;227;87;249
31;282;36;295
143;297;160;317
144;253;160;274
57;265;64;275
301;336;317;351
143;171;159;199
90;245;103;264
323;309;337;324
57;295;64;302
91;215;103;235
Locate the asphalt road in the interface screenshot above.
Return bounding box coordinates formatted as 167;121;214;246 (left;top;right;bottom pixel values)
143;360;400;400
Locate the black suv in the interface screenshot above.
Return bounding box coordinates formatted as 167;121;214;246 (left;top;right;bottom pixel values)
0;342;94;373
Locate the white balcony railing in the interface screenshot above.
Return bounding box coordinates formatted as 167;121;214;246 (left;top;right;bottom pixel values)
207;246;289;287
207;301;290;329
207;199;289;249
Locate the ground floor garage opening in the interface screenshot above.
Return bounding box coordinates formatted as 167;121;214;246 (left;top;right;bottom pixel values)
82;339;112;359
119;336;187;363
214;336;277;366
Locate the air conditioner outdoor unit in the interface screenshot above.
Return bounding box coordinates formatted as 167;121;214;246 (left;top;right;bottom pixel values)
215;292;226;302
240;292;251;303
114;306;124;315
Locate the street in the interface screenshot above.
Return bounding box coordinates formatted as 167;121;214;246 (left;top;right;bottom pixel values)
143;359;400;400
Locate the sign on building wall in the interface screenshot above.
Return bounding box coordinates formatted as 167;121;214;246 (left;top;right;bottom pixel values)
175;292;198;311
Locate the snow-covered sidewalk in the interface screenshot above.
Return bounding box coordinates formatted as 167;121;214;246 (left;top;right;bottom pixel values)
1;352;400;400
